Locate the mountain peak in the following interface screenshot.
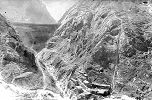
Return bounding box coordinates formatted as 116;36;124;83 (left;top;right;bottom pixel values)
0;0;56;24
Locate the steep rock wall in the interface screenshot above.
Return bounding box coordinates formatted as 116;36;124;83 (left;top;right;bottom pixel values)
37;0;152;100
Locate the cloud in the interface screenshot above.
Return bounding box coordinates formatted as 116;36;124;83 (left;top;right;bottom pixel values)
0;0;56;24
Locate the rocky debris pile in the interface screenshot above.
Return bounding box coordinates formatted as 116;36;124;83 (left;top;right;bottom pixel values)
37;0;152;100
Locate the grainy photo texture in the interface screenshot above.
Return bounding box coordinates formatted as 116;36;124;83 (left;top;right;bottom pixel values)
0;0;152;100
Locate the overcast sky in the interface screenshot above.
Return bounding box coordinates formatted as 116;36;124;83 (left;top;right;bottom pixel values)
0;0;76;24
43;0;76;21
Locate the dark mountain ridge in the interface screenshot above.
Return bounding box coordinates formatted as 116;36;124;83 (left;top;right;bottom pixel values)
12;22;60;52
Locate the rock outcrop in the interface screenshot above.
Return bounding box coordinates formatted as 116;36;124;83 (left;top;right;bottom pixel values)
37;0;152;100
1;0;152;100
0;13;63;99
0;14;44;90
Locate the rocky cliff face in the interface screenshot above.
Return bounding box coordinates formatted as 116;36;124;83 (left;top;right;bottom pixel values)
0;14;44;90
0;13;63;99
37;0;152;100
1;0;152;100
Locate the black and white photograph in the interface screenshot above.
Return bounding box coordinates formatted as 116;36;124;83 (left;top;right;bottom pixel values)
0;0;152;100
